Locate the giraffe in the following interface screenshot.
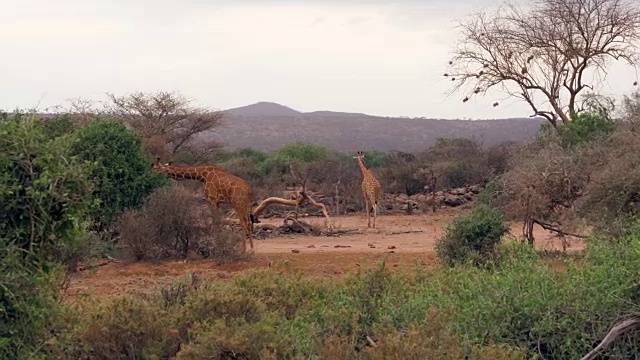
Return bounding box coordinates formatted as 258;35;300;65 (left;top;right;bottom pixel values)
152;158;255;251
354;151;382;228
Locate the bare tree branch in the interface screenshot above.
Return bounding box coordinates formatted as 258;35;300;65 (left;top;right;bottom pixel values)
447;0;640;127
104;91;225;163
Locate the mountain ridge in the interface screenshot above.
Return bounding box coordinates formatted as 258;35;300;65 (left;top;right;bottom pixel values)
209;101;545;152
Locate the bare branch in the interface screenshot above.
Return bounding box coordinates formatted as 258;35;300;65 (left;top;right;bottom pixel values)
448;0;640;127
104;91;225;162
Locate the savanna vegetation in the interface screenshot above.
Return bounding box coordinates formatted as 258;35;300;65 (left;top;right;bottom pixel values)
3;0;640;358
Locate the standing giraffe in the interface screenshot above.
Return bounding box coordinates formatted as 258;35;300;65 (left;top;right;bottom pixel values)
354;151;382;228
152;158;255;251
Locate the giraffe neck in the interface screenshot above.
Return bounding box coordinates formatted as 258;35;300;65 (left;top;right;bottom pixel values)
160;166;208;182
357;158;370;177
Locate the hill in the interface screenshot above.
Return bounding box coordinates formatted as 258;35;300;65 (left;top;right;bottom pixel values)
225;102;301;117
208;102;545;152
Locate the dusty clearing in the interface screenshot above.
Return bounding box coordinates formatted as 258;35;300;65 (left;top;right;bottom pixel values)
65;207;584;302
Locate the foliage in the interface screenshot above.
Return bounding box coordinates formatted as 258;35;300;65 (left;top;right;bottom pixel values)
540;111;614;149
382;151;426;196
477;178;505;208
0;117;93;359
498;107;640;237
48;232;640;359
575;128;640;234
497;140;592;227
436;204;509;267
116;186;245;262
50;267;526;359
69;120;167;231
357;150;388;168
232;146;268;164
423;138;511;189
272;141;329;163
40;115;80;139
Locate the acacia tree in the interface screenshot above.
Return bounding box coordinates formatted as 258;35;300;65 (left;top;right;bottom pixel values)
447;0;640;127
105;91;225;163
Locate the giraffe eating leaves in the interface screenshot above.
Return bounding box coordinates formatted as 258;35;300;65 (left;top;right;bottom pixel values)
152;158;255;252
354;151;382;228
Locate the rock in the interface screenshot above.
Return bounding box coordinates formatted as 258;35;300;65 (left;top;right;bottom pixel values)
469;185;481;194
400;200;420;211
450;187;467;196
292;249;300;253
443;194;468;207
344;204;357;213
410;194;427;202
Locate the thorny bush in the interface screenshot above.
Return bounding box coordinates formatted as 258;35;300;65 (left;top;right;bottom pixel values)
116;185;245;262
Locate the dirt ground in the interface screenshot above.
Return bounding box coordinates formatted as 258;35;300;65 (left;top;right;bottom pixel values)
65;207;585;302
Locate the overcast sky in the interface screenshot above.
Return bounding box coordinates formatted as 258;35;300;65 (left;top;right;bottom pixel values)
1;0;637;119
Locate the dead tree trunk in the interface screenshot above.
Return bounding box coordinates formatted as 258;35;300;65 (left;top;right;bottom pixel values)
522;193;535;246
334;179;341;216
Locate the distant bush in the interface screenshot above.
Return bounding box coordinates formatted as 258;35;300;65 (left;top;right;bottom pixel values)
232;146;268;164
272;141;329;163
0;117;93;359
436;205;509;267
357;150;388;168
116;186;244;262
69;120;167;232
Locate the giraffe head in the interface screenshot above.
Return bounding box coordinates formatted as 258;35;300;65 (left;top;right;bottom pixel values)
151;157;172;172
353;151;365;160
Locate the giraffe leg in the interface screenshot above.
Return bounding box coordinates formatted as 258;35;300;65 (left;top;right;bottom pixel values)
372;201;378;228
207;201;221;224
235;206;253;252
365;198;371;228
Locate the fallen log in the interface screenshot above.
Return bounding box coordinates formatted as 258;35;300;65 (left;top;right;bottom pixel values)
580;314;640;360
253;191;331;228
532;218;588;239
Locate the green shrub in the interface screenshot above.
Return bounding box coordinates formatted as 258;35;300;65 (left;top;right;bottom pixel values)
540;111;614;149
232;146;268;164
273;141;329;163
69;120;167;231
41;115;80;139
0;117;93;359
435;204;509;267
357;150;388;168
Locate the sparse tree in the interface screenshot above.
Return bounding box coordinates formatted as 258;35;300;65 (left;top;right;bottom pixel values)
447;0;640;127
621;90;640;121
105;91;225;163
